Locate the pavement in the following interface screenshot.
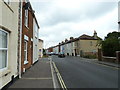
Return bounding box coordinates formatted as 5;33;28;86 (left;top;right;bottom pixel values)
8;58;55;89
80;57;120;69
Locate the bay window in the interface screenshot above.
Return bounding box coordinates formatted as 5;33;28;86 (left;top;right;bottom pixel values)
0;30;8;70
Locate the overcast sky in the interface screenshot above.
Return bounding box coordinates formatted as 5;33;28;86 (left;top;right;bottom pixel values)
29;0;119;49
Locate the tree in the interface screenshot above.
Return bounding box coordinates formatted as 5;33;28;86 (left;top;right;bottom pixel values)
102;32;120;57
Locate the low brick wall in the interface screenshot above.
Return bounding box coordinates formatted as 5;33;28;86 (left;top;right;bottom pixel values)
102;56;116;63
84;52;98;57
98;49;120;63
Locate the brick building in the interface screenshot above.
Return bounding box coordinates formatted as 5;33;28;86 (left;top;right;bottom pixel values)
21;1;39;73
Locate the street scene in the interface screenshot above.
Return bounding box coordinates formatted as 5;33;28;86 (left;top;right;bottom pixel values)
0;0;120;89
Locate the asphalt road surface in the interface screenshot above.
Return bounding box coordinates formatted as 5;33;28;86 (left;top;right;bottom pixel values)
52;55;119;88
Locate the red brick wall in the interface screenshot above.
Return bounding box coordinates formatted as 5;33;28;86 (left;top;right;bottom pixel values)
21;2;33;72
48;48;53;52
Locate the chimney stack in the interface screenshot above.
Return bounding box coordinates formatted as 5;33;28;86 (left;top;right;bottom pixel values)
65;39;68;42
93;30;97;39
70;37;74;40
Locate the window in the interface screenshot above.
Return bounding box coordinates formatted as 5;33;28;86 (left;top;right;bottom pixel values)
24;40;28;64
35;45;38;60
90;41;93;46
4;0;10;5
24;10;28;27
0;30;8;69
34;20;38;38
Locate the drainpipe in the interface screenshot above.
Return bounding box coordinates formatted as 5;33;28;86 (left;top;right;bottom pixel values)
18;0;22;78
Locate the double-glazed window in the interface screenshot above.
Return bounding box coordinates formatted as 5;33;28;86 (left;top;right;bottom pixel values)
0;30;8;70
24;10;28;27
24;40;28;64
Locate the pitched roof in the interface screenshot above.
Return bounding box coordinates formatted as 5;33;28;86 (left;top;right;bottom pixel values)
79;34;98;40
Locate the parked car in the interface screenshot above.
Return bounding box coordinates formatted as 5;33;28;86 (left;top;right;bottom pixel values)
58;52;65;58
48;52;55;56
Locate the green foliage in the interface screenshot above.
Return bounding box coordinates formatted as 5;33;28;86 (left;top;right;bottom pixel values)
102;32;120;57
105;32;120;39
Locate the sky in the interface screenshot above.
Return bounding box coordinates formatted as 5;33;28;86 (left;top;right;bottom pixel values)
29;0;119;49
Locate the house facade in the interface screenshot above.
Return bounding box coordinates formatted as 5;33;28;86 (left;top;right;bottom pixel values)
38;39;43;58
51;31;99;58
53;45;59;55
33;16;39;63
60;38;76;56
21;1;34;73
74;31;99;57
0;0;19;89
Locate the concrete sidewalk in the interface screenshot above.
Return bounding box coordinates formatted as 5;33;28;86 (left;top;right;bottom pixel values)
9;58;54;88
80;57;120;68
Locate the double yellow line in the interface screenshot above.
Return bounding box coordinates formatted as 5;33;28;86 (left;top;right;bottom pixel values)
52;62;67;90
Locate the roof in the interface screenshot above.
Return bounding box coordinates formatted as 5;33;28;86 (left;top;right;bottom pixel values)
79;34;97;40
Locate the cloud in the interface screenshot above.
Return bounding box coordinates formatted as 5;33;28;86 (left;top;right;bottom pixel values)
30;0;118;48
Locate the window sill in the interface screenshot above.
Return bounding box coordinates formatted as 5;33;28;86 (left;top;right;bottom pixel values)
25;25;29;30
24;60;28;65
0;69;11;78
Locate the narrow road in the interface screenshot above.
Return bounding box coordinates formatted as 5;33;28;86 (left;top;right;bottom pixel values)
52;55;118;88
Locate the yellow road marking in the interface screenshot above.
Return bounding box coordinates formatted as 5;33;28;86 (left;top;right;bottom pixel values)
52;62;67;90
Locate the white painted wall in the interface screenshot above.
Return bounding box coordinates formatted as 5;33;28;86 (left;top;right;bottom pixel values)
33;18;39;64
71;42;75;56
0;1;19;89
38;40;43;58
53;46;59;54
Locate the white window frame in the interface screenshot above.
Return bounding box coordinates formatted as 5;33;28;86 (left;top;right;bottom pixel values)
24;10;28;28
0;29;9;71
24;40;28;64
4;0;10;5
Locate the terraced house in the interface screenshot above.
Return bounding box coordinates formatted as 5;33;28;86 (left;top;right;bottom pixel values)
21;0;39;73
50;31;100;58
0;0;19;89
0;0;40;89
